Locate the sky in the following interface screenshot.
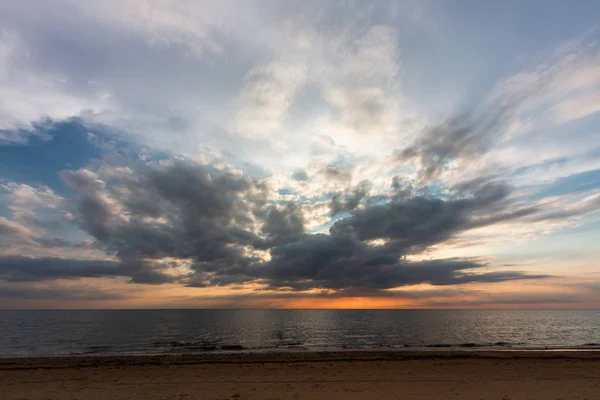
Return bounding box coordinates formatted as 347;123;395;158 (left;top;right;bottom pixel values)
0;0;599;309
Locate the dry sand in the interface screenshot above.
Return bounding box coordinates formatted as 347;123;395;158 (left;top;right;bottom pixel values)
1;351;599;399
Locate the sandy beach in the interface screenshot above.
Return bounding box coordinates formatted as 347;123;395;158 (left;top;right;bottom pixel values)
1;351;599;399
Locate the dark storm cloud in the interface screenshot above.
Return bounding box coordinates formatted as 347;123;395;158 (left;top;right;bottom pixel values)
0;285;127;300
329;179;517;244
245;182;551;291
251;234;494;290
60;160;269;284
1;154;570;295
50;159;554;292
0;255;125;282
261;203;305;246
0;255;175;284
60;169;114;241
391;176;415;198
179;179;550;291
254;251;548;290
329;196;467;244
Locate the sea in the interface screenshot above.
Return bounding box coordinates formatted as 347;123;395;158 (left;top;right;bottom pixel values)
1;309;599;358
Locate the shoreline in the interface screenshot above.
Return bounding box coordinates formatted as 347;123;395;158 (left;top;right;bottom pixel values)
2;345;600;361
2;349;600;369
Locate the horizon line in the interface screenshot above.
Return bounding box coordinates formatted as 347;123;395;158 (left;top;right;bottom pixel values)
1;308;599;311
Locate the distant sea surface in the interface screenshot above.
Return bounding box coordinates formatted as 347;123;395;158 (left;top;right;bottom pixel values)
1;309;599;358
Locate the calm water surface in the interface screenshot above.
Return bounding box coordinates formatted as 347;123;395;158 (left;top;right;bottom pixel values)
1;309;599;357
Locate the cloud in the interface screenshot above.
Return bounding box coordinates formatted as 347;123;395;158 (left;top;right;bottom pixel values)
0;286;126;301
322;25;400;134
493;37;600;126
330;183;370;216
291;169;309;181
12;156;543;292
0;28;111;141
1;1;599;306
2;182;63;209
552;91;600;124
60;168;125;242
252;236;547;291
168;285;475;306
261;203;305;246
394;34;600;186
11;151;593;295
243;180;549;292
395;105;518;184
0;1;252;149
318;165;353;185
0;255;126;282
0;282;127;300
0;182;81;255
427;292;588;307
60;160;269;284
69;0;229;59
529;191;600;222
235;62;307;139
0;217;34;247
0;0;414;163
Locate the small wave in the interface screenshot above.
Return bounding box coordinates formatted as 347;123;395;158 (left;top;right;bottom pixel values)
220;345;246;351
151;340;249;352
275;341;304;348
152;341;220;351
80;345;113;354
423;343;497;349
421;342;524;349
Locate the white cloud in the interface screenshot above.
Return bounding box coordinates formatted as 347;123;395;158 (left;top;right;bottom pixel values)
2;182;63;210
0;29;112;140
0;1;428;171
1;183;66;237
0;1;598;207
65;0;233;59
553;91;600;124
316;25;423;154
235;62;307;139
490;39;600;134
0;182;109;259
431;38;600;189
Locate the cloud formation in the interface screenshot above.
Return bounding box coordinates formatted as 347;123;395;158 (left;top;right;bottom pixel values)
0;256;126;282
0;1;599;307
13;158;548;294
0;283;126;301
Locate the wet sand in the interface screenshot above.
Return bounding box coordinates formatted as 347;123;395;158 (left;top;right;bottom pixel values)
1;351;599;399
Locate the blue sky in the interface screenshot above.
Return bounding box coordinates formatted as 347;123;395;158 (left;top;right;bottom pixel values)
0;0;599;308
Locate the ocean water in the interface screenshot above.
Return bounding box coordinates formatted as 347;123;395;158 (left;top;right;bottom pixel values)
1;309;599;357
